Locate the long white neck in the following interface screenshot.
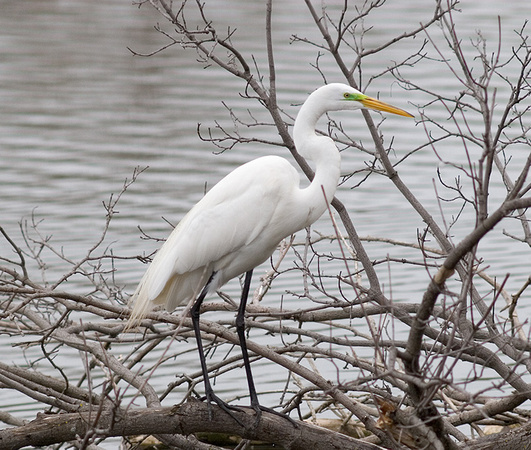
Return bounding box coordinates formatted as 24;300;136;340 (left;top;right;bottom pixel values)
293;93;341;226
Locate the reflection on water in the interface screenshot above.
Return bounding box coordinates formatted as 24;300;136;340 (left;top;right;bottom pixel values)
0;0;529;441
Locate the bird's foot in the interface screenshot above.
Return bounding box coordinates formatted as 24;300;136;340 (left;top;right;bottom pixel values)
248;402;299;429
201;391;298;430
202;391;245;427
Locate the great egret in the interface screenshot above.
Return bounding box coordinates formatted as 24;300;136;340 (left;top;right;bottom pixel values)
128;83;412;421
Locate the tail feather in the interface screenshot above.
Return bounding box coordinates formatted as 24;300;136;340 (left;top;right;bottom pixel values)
124;278;160;331
125;266;213;331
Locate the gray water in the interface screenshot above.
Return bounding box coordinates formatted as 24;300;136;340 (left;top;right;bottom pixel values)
1;0;530;445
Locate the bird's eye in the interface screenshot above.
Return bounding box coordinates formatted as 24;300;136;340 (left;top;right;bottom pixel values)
343;93;350;99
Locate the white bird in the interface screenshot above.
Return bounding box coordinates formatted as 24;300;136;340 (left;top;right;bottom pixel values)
128;83;412;420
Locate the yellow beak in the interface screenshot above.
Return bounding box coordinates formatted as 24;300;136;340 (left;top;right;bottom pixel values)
360;96;414;118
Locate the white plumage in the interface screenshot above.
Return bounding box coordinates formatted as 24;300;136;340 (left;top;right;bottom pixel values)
130;154;309;320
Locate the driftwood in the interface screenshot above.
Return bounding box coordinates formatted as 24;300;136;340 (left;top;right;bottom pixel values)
0;400;384;450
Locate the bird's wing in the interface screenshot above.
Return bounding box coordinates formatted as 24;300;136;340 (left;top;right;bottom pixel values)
139;155;299;305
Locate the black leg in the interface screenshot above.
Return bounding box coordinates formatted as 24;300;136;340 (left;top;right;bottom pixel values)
235;270;260;408
191;270;296;428
236;270;298;428
190;271;243;424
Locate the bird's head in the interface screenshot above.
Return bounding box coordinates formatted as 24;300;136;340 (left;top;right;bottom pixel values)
312;83;413;118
